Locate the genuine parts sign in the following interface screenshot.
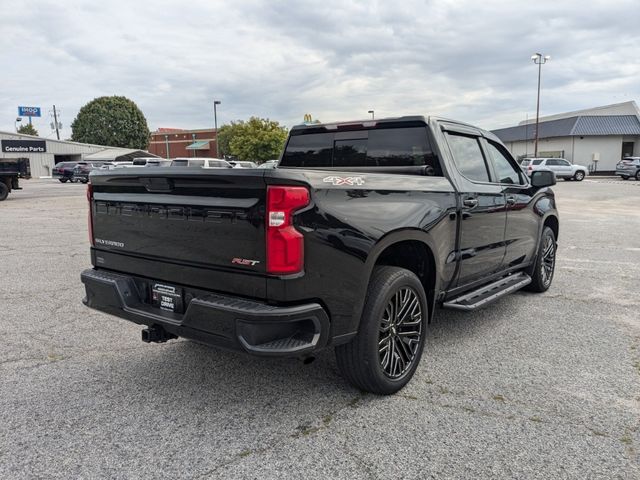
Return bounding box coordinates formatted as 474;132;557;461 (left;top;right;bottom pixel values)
1;140;47;153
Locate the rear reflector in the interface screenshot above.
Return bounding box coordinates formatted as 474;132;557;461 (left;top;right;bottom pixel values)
266;186;309;275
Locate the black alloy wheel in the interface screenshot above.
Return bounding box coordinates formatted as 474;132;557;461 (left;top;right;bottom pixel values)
525;226;556;292
378;287;423;379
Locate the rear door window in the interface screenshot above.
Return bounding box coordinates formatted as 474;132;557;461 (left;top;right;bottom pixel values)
445;133;491;182
532;159;544;165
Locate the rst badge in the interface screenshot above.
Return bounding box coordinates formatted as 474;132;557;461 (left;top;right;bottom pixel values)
232;258;260;266
322;175;365;186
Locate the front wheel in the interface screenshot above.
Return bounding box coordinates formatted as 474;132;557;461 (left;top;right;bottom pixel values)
0;182;8;201
621;176;629;180
335;266;428;395
58;178;68;183
635;171;640;181
574;171;585;181
525;226;556;293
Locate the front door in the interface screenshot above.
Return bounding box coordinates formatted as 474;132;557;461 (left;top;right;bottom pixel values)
483;139;538;268
444;131;507;287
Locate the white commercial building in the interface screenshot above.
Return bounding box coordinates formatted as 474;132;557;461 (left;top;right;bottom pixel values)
492;101;640;173
0;131;153;178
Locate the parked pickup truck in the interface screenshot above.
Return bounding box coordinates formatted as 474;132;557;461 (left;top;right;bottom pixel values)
81;116;559;394
0;158;30;201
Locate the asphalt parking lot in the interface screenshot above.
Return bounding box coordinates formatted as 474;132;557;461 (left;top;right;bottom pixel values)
1;178;639;479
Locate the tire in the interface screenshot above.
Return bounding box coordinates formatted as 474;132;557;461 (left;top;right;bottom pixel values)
621;176;629;180
635;171;640;181
525;226;556;293
335;266;428;395
59;178;68;183
0;182;8;201
573;171;585;181
80;178;88;184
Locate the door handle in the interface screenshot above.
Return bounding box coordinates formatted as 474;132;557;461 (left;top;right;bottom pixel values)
506;195;516;205
463;198;478;208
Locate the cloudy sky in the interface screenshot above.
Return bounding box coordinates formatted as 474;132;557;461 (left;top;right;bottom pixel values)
1;0;639;139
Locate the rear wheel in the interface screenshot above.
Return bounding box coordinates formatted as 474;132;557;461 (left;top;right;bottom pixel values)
59;178;68;183
525;226;556;293
0;182;8;201
80;178;88;184
335;266;427;395
621;176;629;180
574;171;585;181
635;171;640;181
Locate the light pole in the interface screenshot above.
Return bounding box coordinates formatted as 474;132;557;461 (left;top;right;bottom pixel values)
368;110;374;119
15;117;22;132
214;100;221;158
531;53;550;157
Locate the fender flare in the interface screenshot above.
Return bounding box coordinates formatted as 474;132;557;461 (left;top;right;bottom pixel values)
349;228;441;328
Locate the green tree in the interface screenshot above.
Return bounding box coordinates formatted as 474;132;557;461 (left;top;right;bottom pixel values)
217;117;288;162
17;123;39;136
71;96;150;149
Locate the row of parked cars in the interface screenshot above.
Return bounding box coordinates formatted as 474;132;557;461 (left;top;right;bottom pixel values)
517;156;640;181
53;157;279;183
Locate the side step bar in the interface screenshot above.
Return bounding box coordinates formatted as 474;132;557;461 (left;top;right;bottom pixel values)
443;272;532;311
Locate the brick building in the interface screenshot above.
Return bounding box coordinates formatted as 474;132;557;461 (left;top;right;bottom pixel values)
148;128;219;158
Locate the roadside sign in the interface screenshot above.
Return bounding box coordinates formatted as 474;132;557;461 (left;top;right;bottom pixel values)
18;106;41;117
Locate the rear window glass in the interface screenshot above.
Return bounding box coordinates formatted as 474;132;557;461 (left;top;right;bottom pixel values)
520;160;531;166
280;127;438;171
532;159;544;165
171;159;188;166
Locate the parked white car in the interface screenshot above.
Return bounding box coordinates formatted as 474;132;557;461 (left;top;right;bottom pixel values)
523;158;588;181
170;158;233;168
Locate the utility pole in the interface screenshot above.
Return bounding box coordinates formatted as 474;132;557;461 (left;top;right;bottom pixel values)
52;105;60;140
531;53;550;157
214;100;221;158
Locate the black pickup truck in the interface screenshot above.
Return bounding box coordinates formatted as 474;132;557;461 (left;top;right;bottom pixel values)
0;158;30;201
81;116;558;394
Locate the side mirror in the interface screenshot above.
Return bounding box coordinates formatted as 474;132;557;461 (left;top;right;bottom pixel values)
530;169;556;188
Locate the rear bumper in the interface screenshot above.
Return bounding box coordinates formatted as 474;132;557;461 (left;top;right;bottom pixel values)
81;268;330;356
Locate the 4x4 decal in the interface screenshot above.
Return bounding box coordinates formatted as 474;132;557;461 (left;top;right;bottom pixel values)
322;176;365;186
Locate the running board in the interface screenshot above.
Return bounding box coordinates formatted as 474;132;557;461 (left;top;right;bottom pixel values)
443;273;532;311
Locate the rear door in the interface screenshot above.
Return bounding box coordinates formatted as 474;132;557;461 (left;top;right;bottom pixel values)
546;159;570;178
443;128;507;287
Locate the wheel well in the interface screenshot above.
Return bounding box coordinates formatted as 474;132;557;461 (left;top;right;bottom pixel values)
375;240;436;316
544;215;559;241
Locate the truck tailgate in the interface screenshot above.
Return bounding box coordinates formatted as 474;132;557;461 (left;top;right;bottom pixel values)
89;168;267;275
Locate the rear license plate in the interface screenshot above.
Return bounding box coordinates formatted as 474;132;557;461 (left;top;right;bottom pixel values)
151;283;184;313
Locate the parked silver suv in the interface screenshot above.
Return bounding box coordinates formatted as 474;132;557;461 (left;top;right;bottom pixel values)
615;157;640;180
523;157;588;181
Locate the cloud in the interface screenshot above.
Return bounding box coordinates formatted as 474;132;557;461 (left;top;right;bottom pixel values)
1;0;639;140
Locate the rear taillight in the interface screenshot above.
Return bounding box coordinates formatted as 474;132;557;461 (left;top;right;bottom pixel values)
266;185;310;275
528;165;532;171
87;183;94;246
